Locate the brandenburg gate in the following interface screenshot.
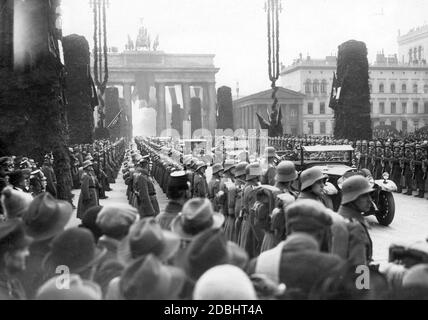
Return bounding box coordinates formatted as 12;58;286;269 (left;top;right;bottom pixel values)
106;50;220;136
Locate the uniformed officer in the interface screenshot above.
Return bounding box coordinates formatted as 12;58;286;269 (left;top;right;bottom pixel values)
261;147;277;186
77;160;99;219
193;161;208;198
208;163;224;211
414;143;426;198
403;143;415;195
338;175;374;265
274;161;298;198
136;155;160;218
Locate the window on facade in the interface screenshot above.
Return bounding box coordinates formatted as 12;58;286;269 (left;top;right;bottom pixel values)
424;84;428;93
391;102;396;114
308;103;313;114
425;102;428;114
320;80;327;94
390;83;396;93
402;102;407;114
320;121;326;134
391;121;397;129
313;81;319;94
402;84;407;93
414;120;419;130
379;102;385;114
413;84;418;93
305;80;311;93
402;120;408;132
290;108;297;119
308;122;314;135
379;83;384;93
413;102;419;114
320;102;325;114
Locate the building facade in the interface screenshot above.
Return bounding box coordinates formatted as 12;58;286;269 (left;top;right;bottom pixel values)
232;87;305;135
398;25;428;65
280;52;428;135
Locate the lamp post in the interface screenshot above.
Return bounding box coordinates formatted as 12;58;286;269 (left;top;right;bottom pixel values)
89;0;109;130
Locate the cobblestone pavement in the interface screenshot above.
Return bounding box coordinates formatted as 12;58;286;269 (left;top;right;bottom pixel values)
69;169;428;263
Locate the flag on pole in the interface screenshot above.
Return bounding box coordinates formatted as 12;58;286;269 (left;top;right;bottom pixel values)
329;72;339;110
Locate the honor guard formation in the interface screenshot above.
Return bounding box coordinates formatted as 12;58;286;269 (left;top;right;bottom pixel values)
1;134;428;300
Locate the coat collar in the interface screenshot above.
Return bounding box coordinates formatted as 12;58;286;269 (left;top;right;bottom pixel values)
338;205;366;225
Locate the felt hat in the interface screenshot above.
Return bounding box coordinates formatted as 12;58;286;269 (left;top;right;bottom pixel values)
23;192;72;241
171;198;224;240
1;186;33;219
119;254;186;300
78;205;104;242
36;274;102;300
96;204;138;240
117;217;180;265
0;219;32;253
286;199;332;235
43;227;107;274
193;264;257;300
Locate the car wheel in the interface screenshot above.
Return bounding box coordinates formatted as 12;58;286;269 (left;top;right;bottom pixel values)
375;191;395;226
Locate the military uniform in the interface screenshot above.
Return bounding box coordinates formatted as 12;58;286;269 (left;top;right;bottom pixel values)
414;143;426;198
403;143;415;195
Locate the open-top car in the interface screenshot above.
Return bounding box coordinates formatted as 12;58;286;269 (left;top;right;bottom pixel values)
286;145;397;226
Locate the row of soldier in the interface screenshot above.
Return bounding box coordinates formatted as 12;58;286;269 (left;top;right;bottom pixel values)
0;139;126;219
131;138;373;266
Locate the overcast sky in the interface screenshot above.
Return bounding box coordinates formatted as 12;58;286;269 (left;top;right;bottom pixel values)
62;0;428;96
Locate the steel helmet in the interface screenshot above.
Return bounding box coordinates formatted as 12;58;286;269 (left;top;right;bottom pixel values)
223;160;236;173
275;161;298;183
234;162;248;178
300;167;328;191
341;175;374;205
264;147;277;158
211;163;224;175
195;161;207;172
245;163;262;181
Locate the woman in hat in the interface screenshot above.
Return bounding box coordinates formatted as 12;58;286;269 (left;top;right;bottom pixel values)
77;160;100;219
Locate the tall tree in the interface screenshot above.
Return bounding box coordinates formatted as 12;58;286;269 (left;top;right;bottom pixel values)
0;0;73;202
63;34;95;144
332;40;372;140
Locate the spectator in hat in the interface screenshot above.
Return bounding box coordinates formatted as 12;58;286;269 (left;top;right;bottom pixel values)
0;219;32;300
171;198;225;268
8;170;27;193
285;199;333;253
107;254;186;300
77;160;99;220
156;171;190;230
298;167;333;209
43;228;107;283
183;228;248;285
36;274;102;300
1;187;33;220
78;206;104;243
193;265;257;300
41;156;57;198
18;192;72;299
338;175;374;265
93;204;138;295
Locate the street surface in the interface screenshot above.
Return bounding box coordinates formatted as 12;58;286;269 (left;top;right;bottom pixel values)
69;168;428;263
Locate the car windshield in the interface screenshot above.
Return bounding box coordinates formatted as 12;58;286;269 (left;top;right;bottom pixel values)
302;150;351;162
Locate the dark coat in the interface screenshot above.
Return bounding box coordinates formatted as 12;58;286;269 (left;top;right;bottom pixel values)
156;200;182;230
77;172;99;219
42;165;57;198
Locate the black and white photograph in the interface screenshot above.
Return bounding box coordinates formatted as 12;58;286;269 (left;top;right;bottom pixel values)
1;0;428;303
